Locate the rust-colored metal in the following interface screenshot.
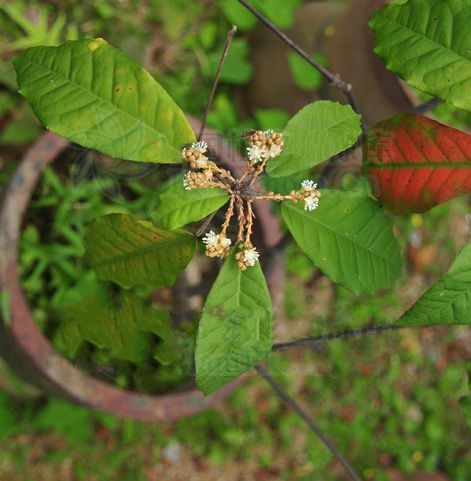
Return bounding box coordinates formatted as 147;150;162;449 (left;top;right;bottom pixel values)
0;131;246;421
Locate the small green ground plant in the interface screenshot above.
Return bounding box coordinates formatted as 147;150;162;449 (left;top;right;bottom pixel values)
5;0;471;478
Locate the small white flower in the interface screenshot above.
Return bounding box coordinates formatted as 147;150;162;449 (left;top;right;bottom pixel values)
183;174;192;190
301;179;318;192
191;140;208;153
220;236;232;248
304;195;319;211
247;145;267;163
194;156;209;169
263;129;274;136
267;143;282;158
202;231;218;248
243;247;260;266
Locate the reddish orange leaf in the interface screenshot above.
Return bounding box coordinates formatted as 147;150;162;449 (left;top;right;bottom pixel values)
363;113;471;214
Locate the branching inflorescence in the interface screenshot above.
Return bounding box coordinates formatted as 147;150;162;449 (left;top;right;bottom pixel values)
182;130;321;270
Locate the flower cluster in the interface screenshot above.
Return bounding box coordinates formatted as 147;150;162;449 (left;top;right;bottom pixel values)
181;140;210;169
181;140;233;192
181;131;320;270
245;129;284;164
299;179;321;211
235;243;260;271
182;171;211;190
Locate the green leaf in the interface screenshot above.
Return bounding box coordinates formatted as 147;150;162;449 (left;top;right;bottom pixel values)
287;52;326;91
281;190;403;294
12;38;195;162
397;242;471;327
218;0;258;31
195;249;273;395
208;39;253;85
253;0;303;29
152;173;230;229
266;101;362;178
218;0;302;30
57;277;174;363
84;214;195;288
369;0;471;112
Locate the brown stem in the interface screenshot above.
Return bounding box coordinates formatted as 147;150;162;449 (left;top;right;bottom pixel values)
252;193;296;202
198;26;238;141
238;161;253;184
248;157;270;187
244;199;255;245
256;364;363;481
235;196;246;242
221;194;236;236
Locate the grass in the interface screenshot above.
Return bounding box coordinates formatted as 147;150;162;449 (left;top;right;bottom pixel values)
0;317;469;480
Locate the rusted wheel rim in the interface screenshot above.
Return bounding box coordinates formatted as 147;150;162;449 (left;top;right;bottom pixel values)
0;131;248;421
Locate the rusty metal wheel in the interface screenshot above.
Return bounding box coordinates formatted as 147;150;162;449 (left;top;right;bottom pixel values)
0;121;284;420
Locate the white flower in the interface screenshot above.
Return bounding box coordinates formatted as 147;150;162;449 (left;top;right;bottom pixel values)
243;247;260;266
267;143;282;158
304;194;319;211
191;140;208;153
194;156;209;169
301;179;318;192
263;129;274;136
220;236;232;248
247;145;267;163
202;231;218;248
183;174;192;190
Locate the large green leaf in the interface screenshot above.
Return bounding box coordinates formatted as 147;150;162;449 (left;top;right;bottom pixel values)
397;242;471;327
266;101;362;178
56;276;174;363
369;0;471;112
12;38;195;162
195;249;273;395
281;190;403;294
84;214;195;288
152;173;230;229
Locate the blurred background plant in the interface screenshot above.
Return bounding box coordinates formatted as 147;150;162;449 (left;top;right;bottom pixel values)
0;0;470;480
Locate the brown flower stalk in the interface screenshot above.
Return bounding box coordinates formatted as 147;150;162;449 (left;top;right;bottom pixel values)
180;131;321;270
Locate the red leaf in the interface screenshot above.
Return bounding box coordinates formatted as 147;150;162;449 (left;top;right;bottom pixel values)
363;113;471;214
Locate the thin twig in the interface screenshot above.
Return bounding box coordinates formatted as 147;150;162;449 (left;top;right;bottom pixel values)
273;325;404;351
198;26;237;141
237;0;366;141
221;194;236;236
196;211;218;237
236;195;246;242
256;364;363;481
244;199;255;244
412;98;442;115
248;157;270;187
